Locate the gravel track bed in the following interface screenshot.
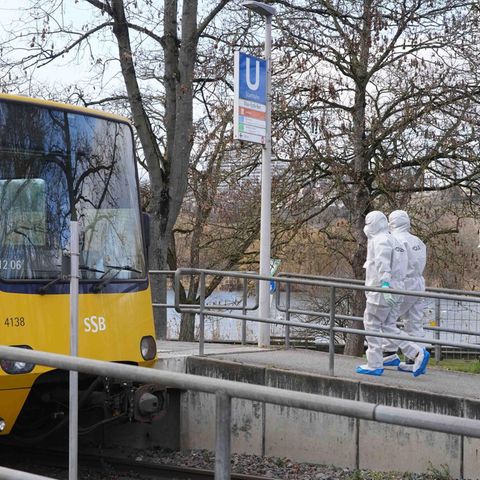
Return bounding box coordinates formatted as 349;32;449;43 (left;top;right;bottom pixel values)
0;447;453;479
133;448;453;479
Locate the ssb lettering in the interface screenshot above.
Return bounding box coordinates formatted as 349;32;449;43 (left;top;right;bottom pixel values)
83;316;107;333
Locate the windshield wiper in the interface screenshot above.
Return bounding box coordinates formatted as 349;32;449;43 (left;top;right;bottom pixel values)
38;274;68;295
91;264;142;293
79;265;105;274
38;265;105;295
104;264;142;273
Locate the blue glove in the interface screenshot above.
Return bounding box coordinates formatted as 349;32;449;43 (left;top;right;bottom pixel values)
381;282;396;307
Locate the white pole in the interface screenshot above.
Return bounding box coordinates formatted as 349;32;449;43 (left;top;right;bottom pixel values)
69;221;79;480
258;14;272;347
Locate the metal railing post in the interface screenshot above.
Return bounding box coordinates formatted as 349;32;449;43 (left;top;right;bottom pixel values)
69;220;79;480
199;272;206;356
242;278;248;345
285;282;291;348
328;286;336;376
435;298;441;363
215;391;231;479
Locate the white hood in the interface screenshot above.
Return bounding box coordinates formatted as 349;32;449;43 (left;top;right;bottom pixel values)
364;211;388;238
388;210;410;233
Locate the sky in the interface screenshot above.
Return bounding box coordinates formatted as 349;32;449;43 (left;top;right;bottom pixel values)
0;1;121;96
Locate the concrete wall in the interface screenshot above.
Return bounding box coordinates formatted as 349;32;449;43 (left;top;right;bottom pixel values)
181;359;265;454
359;384;462;477
178;357;480;479
265;369;358;467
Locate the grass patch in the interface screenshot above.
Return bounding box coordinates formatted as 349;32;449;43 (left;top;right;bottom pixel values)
434;359;480;374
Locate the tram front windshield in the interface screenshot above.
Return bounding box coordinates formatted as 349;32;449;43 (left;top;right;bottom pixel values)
0;100;146;281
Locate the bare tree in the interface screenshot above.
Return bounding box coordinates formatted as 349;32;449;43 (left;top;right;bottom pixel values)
273;0;480;355
0;0;232;338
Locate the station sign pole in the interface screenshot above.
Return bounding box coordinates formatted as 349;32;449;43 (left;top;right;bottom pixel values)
238;1;276;348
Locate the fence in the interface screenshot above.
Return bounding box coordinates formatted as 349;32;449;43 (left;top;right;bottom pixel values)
170;269;480;375
274;272;480;359
150;270;259;350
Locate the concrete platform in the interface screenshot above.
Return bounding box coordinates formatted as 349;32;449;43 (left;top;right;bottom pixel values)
209;347;480;400
155;340;271;373
153;341;480;478
156;341;480;400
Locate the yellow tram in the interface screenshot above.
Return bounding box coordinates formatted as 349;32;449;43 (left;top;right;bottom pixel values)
0;94;159;439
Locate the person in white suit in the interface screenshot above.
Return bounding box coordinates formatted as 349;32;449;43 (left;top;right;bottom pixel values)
382;210;428;372
356;211;429;377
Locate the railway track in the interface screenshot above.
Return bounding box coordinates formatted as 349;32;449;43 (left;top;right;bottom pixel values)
0;445;278;480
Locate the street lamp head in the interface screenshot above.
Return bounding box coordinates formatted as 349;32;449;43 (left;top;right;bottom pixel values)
242;1;276;17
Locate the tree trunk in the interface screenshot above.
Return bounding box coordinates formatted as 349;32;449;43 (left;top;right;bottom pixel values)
150;214;168;338
110;0;169;338
177;273;199;341
179;312;196;340
344;0;373;357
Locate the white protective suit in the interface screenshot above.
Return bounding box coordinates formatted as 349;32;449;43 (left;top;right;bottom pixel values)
383;210;427;353
362;211;421;369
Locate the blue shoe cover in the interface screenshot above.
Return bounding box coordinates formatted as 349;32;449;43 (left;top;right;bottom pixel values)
356;365;384;376
383;355;401;367
413;349;430;377
398;363;426;374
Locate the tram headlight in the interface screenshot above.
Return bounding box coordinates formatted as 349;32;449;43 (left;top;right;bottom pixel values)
0;418;5;432
0;346;35;375
140;336;156;360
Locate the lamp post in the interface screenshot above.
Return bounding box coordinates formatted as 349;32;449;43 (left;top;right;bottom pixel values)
242;1;275;347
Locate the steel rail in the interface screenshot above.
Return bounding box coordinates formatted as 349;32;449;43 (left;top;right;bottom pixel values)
150;270;260;312
0;446;276;480
0;468;52;480
150;268;480;343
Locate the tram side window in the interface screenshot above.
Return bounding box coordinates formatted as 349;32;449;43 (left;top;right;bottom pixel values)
0;178;48;279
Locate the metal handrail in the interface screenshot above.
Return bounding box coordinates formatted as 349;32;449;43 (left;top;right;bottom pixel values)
276;271;480;297
275;271;480;350
175;268;480;302
149;269;260;346
149;270;260;316
173;268;480;374
2;345;480;480
274;295;480;336
0;467;52;480
273;272;480;362
151;269;480;350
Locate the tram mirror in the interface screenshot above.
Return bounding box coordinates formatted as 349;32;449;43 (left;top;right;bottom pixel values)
0;179;46;246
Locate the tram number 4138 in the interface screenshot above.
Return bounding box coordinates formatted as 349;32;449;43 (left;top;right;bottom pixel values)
5;317;26;327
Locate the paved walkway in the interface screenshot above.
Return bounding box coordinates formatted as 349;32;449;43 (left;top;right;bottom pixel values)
157;340;480;400
156;340;270;358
